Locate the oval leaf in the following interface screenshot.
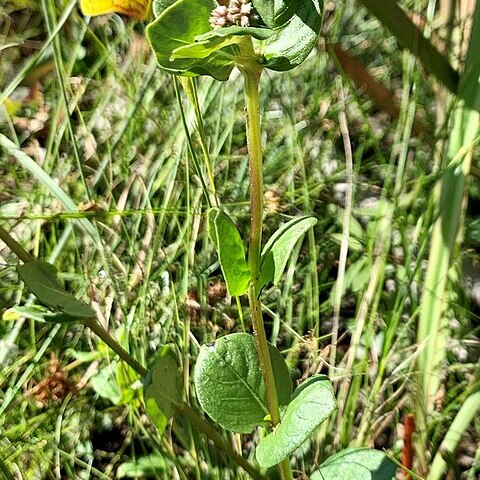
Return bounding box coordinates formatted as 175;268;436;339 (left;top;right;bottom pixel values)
208;208;251;297
311;448;397;480
257;216;317;294
16;261;95;320
194;333;292;433
91;365;123;405
259;0;323;72
256;375;336;469
144;346;183;435
146;0;235;80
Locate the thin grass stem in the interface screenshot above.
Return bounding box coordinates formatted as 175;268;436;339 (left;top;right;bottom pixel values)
174;77;213;209
329;83;354;376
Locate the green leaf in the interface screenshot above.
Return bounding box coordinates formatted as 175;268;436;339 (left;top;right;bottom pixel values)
152;0;177;18
90;365;123;405
311;448;397;480
257;216;317;294
144;346;183;436
146;0;235;81
16;261;95;320
195;25;274;42
117;455;169;478
259;0;323;71
256;375;336;469
194;333;292;433
91;355;141;407
207;208;251;297
3;305;80;324
330;232;364;252
254;0;297;28
172;36;240;61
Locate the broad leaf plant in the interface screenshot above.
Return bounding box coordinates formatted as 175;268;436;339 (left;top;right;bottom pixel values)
0;1;398;479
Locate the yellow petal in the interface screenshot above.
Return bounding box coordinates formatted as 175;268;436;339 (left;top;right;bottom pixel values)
80;0;149;20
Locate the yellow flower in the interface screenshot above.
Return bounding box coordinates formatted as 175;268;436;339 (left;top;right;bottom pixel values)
80;0;150;21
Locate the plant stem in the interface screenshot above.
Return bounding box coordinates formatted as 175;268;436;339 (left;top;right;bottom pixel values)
82;318;148;377
0;225;35;263
243;65;279;418
240;41;293;480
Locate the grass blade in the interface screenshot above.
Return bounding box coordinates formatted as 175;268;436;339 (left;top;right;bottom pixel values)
0;133;99;240
416;0;480;466
428;390;480;480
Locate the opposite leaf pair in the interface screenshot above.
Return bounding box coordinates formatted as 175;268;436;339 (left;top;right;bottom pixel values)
208;207;318;297
146;332;336;470
145;334;396;478
146;0;323;80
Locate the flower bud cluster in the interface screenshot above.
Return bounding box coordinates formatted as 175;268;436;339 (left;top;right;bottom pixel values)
209;0;254;28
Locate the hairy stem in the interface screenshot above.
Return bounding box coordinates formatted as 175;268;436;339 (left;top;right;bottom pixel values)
243;66;279;419
241;39;293;480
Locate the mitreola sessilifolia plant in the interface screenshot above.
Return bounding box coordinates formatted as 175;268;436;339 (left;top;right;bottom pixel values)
0;1;398;478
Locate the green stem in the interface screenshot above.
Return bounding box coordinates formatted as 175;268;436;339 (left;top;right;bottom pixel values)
240;41;293;480
183;77;220;208
0;225;35;263
243;65;279;418
82;318;148;377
